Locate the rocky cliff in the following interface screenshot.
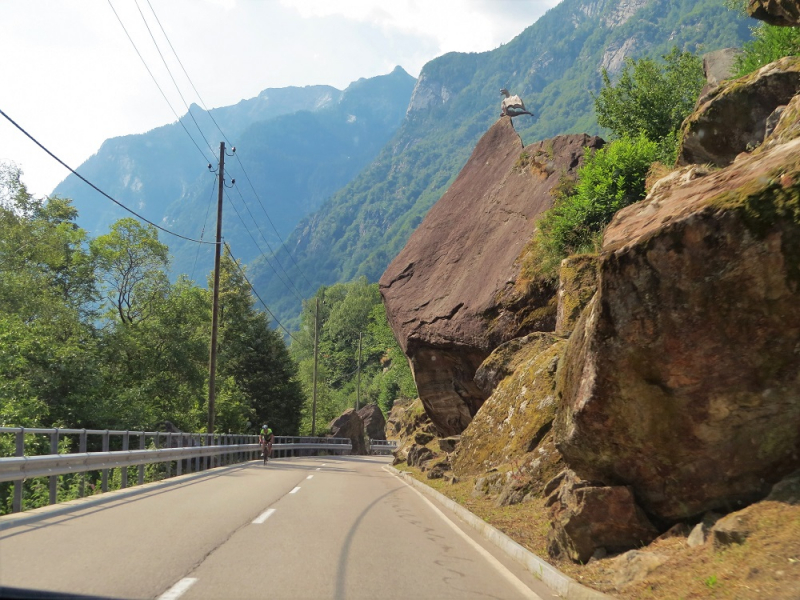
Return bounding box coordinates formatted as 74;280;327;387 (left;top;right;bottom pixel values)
380;118;602;436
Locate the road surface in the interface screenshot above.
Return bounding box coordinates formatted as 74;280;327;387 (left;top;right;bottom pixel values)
0;456;559;600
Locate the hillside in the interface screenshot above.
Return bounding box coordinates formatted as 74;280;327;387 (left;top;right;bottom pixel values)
53;67;416;279
251;0;752;328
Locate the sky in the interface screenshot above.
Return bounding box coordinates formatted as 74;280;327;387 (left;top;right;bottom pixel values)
0;0;559;198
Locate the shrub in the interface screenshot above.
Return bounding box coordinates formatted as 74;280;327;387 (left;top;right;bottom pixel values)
534;135;660;276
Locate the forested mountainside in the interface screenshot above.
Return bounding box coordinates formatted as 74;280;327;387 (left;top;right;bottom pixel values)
252;0;752;328
53;67;416;279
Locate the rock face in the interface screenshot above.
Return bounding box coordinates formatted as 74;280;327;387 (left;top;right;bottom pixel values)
555;256;598;337
328;409;367;455
380;117;602;435
546;470;658;563
748;0;800;26
453;333;565;476
702;47;741;88
357;404;386;441
678;56;800;167
555;134;800;521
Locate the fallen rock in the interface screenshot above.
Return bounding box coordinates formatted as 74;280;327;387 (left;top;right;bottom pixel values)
437;436;460;454
407;444;435;468
748;0;800;26
712;512;752;547
766;469;800;504
678;56;800;167
703;47;742;88
453;333;566;476
758;93;800;153
357;404;387;441
328;408;367;455
472;471;505;498
610;550;668;589
414;431;435;446
426;459;451;480
380;118;602;435
547;471;658;563
555;136;800;520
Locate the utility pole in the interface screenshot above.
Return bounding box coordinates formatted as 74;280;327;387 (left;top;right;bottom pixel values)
355;332;362;411
311;296;319;436
207;141;225;434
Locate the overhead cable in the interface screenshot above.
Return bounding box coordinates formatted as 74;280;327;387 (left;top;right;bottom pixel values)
106;0;214;165
0;108;216;246
224;189;304;303
132;0;216;156
225;243;299;343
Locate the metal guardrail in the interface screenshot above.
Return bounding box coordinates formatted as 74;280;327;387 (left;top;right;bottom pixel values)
369;439;398;455
0;427;351;515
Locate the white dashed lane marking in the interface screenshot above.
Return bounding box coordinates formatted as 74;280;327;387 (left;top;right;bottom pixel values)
289;487;301;494
252;508;276;524
157;577;197;600
306;475;313;480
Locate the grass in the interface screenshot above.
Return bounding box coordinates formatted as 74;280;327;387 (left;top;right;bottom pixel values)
396;463;800;599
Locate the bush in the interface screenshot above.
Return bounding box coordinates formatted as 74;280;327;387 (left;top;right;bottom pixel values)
734;23;800;76
535;135;660;276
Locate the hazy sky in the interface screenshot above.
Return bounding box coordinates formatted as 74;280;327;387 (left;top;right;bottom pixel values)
0;0;558;198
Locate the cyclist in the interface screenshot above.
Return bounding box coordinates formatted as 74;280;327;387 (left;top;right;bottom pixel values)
259;424;274;464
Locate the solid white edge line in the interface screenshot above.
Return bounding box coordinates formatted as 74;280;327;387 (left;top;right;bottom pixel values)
306;475;314;479
252;508;276;524
382;466;543;600
289;486;301;494
157;577;198;600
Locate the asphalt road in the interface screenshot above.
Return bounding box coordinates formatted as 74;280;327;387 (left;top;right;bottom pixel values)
0;456;560;600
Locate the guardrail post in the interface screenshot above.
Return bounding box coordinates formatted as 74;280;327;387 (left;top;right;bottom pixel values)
165;432;172;478
12;429;23;513
49;429;59;505
205;434;211;470
101;430;110;493
138;432;145;485
176;433;182;476
121;431;129;489
194;435;200;473
79;430;87;497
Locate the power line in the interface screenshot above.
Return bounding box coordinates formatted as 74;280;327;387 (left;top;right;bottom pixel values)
231;155;316;289
225;243;299;343
224;188;304;303
144;0;233;148
106;0;214;165
231;182;306;300
0;107;216;246
141;0;315;291
132;0;216;157
191;174;218;281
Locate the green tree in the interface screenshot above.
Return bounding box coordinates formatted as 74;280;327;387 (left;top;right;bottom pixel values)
91;218;170;325
594;47;706;145
215;251;304;435
735;23;800;76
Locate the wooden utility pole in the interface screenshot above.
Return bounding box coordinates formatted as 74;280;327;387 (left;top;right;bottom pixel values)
311;297;320;436
207;141;225;434
355;332;362;411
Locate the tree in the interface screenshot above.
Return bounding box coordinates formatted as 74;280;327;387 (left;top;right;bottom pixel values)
214;251;304;435
91;218;169;325
735;22;800;76
594;48;706;144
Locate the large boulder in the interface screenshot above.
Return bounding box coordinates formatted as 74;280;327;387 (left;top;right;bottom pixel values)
380;117;602;435
748;0;800;26
678;56;800;167
702;47;742;88
546;470;658;563
555;135;800;521
357;403;386;441
453;333;566;477
328;409;367;455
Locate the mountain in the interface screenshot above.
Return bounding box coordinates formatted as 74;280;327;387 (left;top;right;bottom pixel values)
250;0;752;328
53;67;417;279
